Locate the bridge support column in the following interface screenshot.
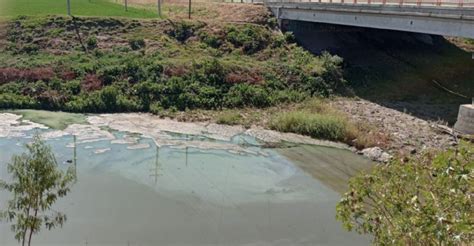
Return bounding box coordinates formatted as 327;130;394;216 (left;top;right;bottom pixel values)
454;104;474;135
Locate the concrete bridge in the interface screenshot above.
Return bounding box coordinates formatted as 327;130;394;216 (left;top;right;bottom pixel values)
265;0;474;38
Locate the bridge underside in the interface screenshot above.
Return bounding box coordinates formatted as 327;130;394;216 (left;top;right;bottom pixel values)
268;3;474;39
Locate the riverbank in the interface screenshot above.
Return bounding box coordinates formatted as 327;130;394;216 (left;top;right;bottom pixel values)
1;102;457;164
133;97;460;162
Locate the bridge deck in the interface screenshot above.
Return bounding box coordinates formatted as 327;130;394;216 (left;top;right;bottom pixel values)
265;0;474;8
266;0;474;38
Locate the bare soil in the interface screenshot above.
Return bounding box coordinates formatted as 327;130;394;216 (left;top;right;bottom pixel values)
128;0;271;24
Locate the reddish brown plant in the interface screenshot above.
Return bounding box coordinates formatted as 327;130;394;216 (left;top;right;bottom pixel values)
81;74;103;92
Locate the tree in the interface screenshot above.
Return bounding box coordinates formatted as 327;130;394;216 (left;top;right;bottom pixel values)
0;133;75;246
336;142;473;245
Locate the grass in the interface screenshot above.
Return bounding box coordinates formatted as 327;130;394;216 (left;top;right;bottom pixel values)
0;0;159;18
216;110;242;125
8;110;87;130
269;111;351;142
267;98;389;148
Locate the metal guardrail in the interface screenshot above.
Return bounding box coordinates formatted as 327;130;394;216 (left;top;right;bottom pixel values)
264;0;474;8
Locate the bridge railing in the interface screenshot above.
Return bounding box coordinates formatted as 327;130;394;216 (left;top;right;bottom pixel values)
265;0;474;7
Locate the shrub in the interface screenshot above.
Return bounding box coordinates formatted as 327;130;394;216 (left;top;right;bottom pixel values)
269;90;308;105
163;65;189;77
86;36;98;50
0;82;24;94
319;52;346;94
128;38;146;50
124;59;147;83
199;32;222;48
284;31;296;43
271;35;286;48
35;90;67;109
149;102;163;115
166;22;194;43
196;85;222;109
224;70;262;84
116;95;140;112
337;142;474;245
59;70;77;81
266;17;278;29
198;59;226;86
0;67;55;84
19;44;39;54
224;84;271;108
98;65;124;85
49;78;62;91
81;74;103;92
225;25;270;54
63;80;81;95
100;86;119;111
0;93;37;109
146;62;164;80
269;111;350;141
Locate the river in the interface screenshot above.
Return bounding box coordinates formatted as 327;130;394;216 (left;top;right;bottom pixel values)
0;111;372;246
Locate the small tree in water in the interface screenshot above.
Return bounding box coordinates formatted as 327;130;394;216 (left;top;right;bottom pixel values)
336;142;473;245
0;133;75;246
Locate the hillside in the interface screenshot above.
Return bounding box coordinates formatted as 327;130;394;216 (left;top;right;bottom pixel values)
0;14;346;113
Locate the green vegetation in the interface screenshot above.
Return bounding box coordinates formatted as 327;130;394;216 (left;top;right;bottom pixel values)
216;110;242;125
337;142;474;245
128;37;146;50
0;0;158;18
0;134;75;246
8;109;87;130
0;16;346;114
269;111;351;142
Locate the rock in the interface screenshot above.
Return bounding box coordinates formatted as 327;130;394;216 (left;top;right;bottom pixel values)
361;147;392;163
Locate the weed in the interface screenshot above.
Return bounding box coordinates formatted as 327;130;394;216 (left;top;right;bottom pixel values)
216;110;242;125
269;111;351;142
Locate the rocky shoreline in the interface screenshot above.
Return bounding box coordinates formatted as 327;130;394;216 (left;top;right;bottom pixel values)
332;98;458;161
